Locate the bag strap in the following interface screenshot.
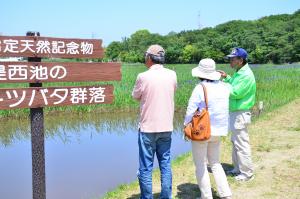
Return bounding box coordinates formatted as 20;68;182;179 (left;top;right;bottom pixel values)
200;82;209;110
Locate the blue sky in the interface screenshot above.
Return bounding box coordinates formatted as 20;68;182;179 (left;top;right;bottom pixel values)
1;0;299;46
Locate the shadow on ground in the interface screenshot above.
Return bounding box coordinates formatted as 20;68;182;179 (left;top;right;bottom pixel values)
127;193;160;199
176;183;221;199
127;163;233;199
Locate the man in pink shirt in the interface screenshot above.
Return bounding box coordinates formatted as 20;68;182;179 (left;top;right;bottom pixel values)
132;44;177;199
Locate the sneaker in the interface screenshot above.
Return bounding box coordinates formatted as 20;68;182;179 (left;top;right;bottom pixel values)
226;168;240;176
235;174;254;182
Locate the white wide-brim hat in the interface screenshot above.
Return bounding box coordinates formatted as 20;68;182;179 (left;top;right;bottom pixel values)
192;58;221;80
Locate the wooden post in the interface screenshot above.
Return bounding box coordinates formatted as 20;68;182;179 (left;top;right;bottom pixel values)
258;101;264;116
27;31;46;199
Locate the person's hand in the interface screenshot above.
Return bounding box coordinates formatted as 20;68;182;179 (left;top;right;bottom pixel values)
183;124;191;141
182;132;190;141
184;135;190;141
217;70;227;78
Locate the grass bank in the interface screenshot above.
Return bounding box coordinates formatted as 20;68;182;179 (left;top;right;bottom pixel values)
102;98;300;199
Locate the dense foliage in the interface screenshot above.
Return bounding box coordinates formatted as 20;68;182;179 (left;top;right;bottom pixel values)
106;10;300;64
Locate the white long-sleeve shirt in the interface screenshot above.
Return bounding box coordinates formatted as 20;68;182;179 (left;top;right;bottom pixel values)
184;80;230;136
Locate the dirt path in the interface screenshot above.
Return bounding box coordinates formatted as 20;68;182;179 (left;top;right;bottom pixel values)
229;99;300;199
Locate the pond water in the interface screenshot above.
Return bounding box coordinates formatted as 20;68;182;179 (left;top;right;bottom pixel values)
0;111;190;199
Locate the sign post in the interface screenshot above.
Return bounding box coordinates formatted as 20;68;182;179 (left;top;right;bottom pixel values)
27;31;46;199
0;32;121;199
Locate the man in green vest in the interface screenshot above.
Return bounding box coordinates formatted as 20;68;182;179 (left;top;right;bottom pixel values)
219;47;256;181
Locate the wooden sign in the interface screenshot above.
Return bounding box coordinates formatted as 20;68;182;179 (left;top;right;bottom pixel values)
0;85;113;110
0;62;121;83
0;32;121;199
0;36;104;58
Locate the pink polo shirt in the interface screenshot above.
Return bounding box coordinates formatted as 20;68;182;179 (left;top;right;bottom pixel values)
132;64;177;133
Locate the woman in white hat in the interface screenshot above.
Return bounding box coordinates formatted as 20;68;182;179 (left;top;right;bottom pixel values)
184;58;232;199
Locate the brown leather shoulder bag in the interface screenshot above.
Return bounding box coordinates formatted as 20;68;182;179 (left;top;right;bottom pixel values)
184;83;211;141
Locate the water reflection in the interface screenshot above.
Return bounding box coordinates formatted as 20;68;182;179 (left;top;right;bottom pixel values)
0;111;190;199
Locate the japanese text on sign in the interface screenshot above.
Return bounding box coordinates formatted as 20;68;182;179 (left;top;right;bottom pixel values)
0;85;114;110
0;64;66;81
0;39;94;55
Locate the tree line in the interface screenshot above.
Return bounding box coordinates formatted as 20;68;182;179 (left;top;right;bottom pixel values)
105;10;300;64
